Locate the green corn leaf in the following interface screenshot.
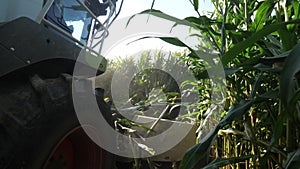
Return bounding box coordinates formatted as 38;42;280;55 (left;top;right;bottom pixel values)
180;126;220;169
127;36;192;51
195;67;240;80
289;89;300;111
294;1;300;20
180;100;253;169
253;63;282;73
202;155;255;169
159;37;192;49
127;9;196;29
280;44;300;112
219;100;254;127
221;19;300;65
193;0;199;11
283;148;300;169
253;0;275;31
269;110;287;149
258;88;279;99
184;16;214;26
259;50;290;66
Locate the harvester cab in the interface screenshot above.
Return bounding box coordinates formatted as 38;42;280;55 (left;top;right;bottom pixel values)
0;1;120;169
42;0;111;47
0;0;119;77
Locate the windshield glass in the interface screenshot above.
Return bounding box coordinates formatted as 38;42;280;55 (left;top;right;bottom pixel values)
61;0;92;43
45;0;107;44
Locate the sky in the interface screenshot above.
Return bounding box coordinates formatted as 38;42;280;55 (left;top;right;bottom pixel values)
102;0;215;59
119;0;214;18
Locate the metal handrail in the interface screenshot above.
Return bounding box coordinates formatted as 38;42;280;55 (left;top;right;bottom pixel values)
75;0;111;53
42;18;102;58
75;0;108;33
42;18;84;46
36;0;55;24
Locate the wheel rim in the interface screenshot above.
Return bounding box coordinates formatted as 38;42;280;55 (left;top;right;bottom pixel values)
44;125;104;169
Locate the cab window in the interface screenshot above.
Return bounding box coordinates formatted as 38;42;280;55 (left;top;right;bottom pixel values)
45;0;108;44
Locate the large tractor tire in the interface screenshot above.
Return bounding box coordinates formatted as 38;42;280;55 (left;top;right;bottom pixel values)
0;74;114;169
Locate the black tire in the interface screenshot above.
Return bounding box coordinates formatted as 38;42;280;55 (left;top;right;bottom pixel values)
0;74;115;169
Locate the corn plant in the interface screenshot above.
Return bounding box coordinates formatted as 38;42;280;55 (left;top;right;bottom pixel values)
128;0;300;168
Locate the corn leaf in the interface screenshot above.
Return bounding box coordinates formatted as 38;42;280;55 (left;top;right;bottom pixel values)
202;155;255;169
